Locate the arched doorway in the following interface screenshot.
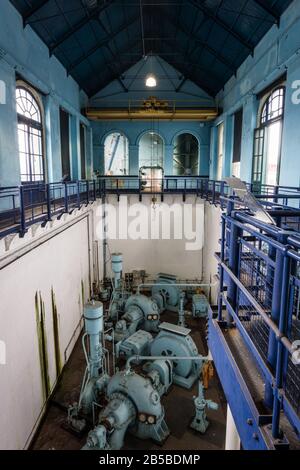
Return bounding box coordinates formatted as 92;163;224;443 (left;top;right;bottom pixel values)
104;132;129;175
139;132;164;169
139;132;164;192
173;133;199;176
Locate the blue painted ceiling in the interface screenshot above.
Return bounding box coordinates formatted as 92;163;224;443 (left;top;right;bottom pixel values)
10;0;293;98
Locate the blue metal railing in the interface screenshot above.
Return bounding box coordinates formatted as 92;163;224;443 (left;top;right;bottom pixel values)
0;176;300;238
215;195;300;447
0;180;97;238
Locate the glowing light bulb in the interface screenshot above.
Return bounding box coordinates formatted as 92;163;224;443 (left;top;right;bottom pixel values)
145;74;157;87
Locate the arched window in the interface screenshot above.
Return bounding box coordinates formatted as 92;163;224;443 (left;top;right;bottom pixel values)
16;86;44;183
252;86;285;188
173;133;199;176
104;132;129;175
139;132;164;169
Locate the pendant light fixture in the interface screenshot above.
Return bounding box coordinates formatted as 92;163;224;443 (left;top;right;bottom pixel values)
145;54;157;88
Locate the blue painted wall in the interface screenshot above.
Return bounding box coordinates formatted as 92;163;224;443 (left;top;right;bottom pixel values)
2;0;300;188
90;120;212;176
210;0;300;187
0;0;91;187
89;58;214;176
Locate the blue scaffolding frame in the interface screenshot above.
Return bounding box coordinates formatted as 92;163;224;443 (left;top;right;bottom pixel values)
210;193;300;449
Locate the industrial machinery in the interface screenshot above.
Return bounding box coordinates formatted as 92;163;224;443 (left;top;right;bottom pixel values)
114;293;161;342
83;367;170;450
178;291;187;327
150;322;203;389
67;299;211;449
66;301;109;433
108;253;128;321
192;294;209;318
190;381;218;434
151;273;181;311
116;330;153;362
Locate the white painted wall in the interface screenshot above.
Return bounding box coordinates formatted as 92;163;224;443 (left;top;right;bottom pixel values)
203;202;222;304
0;212;92;450
0;197;222;450
93;195;204;280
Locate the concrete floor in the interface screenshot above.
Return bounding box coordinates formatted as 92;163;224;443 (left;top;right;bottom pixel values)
31;311;227;450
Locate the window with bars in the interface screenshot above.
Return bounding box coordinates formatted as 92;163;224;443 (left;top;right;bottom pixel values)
216;122;224;181
16;87;44;183
252;86;285;188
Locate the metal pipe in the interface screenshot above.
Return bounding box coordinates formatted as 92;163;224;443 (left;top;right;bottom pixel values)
136;282;217;294
125;354;209;372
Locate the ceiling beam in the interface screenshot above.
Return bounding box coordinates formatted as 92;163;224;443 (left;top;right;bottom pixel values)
67;15;140;73
87;42;143;97
189;0;254;52
159;39;219;96
175;76;187;93
171;63;216;97
23;0;50;25
49;0;114;55
165;13;236;73
252;0;280;24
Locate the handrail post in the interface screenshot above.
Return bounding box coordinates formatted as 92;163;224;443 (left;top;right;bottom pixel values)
227;211;241;327
64;182;69;213
205;179;209;200
212;181;216;204
46;183;52;221
200;178;204;198
220;181;225;209
19;185;26;237
103;178;106;200
93;180;96;201
86;180;89;205
77;181;81;208
139;177;142;202
218;216;226;321
266;234;288;408
271;250;291;439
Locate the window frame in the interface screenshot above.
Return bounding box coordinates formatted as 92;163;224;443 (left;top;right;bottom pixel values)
172;133;199;176
252;86;285;188
138;132;164;172
16;85;45;184
259;86;285;128
104;132;129;176
216;122;224;181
